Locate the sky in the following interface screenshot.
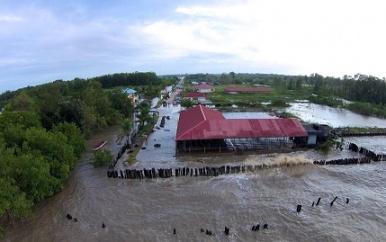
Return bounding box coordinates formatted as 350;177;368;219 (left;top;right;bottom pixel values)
1;0;386;93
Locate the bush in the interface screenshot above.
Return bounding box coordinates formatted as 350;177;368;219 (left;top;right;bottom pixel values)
270;99;287;107
316;139;335;154
91;149;113;167
347;102;373;116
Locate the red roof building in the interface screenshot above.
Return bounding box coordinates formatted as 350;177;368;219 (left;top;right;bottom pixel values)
224;86;271;93
194;84;214;93
175;105;308;153
184;92;207;98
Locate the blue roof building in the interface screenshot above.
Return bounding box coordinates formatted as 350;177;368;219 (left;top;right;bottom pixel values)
122;88;137;95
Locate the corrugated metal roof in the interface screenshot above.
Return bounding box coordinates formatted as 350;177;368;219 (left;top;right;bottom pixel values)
194;84;214;90
184;92;207;98
176;105;224;140
176;105;308;141
122;88;137;94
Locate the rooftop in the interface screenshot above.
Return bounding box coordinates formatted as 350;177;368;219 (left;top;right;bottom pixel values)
176;105;307;141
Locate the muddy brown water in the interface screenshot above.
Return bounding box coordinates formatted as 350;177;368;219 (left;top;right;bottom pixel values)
3;106;386;242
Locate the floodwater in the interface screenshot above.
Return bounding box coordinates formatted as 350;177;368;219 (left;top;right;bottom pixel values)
3;104;386;242
287;102;386;128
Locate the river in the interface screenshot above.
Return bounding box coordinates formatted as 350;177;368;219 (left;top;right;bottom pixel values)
3;103;386;242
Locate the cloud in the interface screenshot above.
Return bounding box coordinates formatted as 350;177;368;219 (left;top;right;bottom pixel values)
0;14;23;22
140;0;386;77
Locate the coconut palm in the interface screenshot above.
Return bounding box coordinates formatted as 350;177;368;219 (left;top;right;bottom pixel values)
117;118;133;142
136;106;151;128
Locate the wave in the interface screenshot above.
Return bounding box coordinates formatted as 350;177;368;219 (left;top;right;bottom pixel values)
243;154;314;168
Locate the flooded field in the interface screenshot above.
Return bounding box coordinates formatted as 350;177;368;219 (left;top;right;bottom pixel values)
287;102;386;128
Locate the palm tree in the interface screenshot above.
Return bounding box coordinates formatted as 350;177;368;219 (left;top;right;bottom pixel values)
117;118;133;142
136;106;151;128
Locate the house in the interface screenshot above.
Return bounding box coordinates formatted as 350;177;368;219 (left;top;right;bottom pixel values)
122;88;139;105
301;124;323;146
183;92;207;103
184;92;214;107
175;104;308;154
194;84;214;93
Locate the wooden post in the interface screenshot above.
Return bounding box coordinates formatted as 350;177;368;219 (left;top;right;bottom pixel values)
297;205;302;213
330;196;338;206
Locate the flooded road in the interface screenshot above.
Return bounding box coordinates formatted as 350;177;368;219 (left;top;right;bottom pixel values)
3;104;386;242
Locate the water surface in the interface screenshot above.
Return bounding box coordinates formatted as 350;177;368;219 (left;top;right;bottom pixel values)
4;104;386;242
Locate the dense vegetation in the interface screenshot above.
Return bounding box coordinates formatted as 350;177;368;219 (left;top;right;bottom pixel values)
0;72;176;238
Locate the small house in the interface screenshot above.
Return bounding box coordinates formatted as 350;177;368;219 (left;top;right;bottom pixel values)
183;92;207;103
122;88;139;105
194;84;214;93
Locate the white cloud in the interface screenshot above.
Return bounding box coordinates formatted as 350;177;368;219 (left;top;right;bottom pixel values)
141;0;386;77
0;14;23;22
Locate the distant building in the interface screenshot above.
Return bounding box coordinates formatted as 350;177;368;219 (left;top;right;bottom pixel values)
183;92;207;103
175;104;308;154
301;124;322;145
122;88;139;105
194;84;214;93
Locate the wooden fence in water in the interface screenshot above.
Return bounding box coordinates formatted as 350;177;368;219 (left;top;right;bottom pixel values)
313;142;386;165
107;139;386;179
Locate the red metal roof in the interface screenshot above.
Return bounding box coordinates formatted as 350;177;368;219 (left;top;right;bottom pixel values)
176;105;307;141
176;105;224;141
224;86;271;93
194;84;214;90
184;92;207;98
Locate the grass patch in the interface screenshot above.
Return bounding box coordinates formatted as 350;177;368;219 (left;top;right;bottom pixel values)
127;138;144;165
207;85;312;108
334;126;386;134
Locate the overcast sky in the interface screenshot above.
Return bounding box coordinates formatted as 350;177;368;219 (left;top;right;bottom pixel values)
1;0;385;93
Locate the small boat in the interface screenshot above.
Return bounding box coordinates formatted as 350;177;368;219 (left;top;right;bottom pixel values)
93;140;107;151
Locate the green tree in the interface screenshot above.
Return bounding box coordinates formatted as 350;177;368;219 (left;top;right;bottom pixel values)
0;111;41;148
92;149;113;167
229;71;236;80
181;99;194;108
52;122;85;158
0;178;33;238
108;89;133;118
31;83;64;129
287;78;295;90
313;74;325;94
296;78;303;89
59;98;84;127
7;91;36;112
8;152;57;202
136;105;151;127
118;119;133;140
0;110;41;130
317;139;335;154
24;127;78;182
